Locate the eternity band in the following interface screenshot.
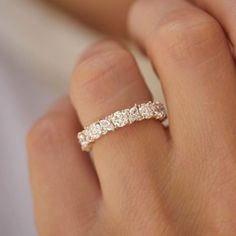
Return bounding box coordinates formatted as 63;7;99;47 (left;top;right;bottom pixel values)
78;101;167;152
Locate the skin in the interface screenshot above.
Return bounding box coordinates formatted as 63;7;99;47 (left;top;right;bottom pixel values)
28;0;236;235
46;0;134;37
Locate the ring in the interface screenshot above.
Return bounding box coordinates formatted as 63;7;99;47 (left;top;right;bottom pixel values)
78;101;167;152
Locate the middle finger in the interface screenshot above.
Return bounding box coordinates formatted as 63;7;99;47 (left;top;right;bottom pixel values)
129;0;236;144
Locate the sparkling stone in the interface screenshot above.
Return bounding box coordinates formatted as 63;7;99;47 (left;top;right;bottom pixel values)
159;103;166;114
154;103;167;120
78;132;88;146
84;129;92;142
150;102;159;115
149;102;161;119
122;109;130;122
111;111;129;127
139;103;153;119
88;123;102;140
158;110;167;120
129;105;142;123
100;119;114;133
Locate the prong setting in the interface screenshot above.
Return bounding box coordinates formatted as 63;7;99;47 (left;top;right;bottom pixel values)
77;101;167;152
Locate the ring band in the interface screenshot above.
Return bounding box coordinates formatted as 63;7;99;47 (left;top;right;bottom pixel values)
78;101;167;152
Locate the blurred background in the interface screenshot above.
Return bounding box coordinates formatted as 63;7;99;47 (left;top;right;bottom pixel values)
0;0;163;235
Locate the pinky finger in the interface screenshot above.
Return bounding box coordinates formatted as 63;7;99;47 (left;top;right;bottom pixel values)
27;97;100;235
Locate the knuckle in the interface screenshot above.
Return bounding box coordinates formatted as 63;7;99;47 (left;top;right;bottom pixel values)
152;10;223;62
27;113;64;154
71;48;136;102
75;49;135;86
156;10;219;42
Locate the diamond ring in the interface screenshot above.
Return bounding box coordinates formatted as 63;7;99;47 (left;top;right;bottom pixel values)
78;101;167;152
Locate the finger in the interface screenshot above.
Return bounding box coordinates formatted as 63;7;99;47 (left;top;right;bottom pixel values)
70;40;169;207
192;0;236;55
128;0;236;143
27;97;100;235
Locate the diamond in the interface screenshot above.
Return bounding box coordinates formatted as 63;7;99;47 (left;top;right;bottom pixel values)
111;111;129;127
88;123;102;140
149;102;161;119
153;103;167;120
129;105;142;123
158;110;167;120
100;119;114;133
78;132;88;146
139;103;153;119
84;129;92;142
122;109;130;122
77;101;167;152
150;102;158;114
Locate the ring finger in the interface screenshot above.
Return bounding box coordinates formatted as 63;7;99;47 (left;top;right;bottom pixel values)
70;40;169;209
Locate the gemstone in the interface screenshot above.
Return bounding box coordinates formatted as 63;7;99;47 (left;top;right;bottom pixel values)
78;132;88;146
129;105;142;123
154;103;167;120
84;129;92;142
111;111;129;127
88;123;102;140
139;103;153;119
155;111;163;119
100;119;114;133
150;102;158;114
122;109;130;122
149;102;161;119
158;110;167;120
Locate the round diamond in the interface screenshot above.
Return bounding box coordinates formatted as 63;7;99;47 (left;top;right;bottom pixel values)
150;102;161;118
111;111;128;127
100;119;114;133
122;109;130;122
129;105;142;123
88;123;102;140
153;103;167;120
158;109;167;120
78;132;88;146
77;101;167;152
84;129;92;142
139;103;153;119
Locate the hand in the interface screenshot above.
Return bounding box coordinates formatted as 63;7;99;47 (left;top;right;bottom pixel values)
27;0;236;235
46;0;134;37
